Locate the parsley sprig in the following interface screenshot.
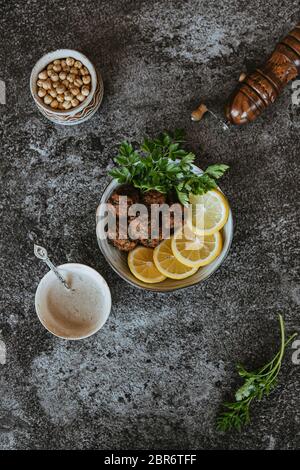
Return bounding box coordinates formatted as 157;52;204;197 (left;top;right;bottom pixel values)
217;314;298;432
109;130;229;206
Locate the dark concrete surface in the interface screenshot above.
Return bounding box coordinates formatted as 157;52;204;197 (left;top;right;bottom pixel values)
0;0;300;450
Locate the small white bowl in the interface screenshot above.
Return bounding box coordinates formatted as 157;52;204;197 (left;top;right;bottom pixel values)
35;263;111;340
30;49;104;125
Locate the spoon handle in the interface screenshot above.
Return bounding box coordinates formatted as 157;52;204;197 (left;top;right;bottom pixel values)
44;258;70;290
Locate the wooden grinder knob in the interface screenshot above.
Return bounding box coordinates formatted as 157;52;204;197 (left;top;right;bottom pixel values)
225;23;300;125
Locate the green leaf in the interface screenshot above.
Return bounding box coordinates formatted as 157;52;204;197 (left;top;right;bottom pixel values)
169;143;180;152
205;164;229;179
176;188;189;206
235;380;256;401
166;162;181;174
119;141;134;156
109;167;131;183
181;153;195;165
115;155;129;165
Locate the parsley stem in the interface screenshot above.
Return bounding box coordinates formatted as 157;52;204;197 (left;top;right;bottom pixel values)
255;332;297;378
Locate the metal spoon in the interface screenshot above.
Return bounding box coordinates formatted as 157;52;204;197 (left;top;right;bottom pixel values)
207;109;230;131
191;103;230;131
34;244;70;290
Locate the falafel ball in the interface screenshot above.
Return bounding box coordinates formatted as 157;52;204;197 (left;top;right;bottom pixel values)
116;185;140;202
128;215;163;248
142;190;166;206
140;233;162;248
107;191;138;218
111;237;138;251
128;215;149;240
107;222;138;252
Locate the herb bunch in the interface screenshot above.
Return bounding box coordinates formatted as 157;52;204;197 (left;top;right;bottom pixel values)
217;314;297;432
109;130;229;206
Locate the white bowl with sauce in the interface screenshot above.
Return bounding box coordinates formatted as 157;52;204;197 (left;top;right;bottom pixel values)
35;263;111;340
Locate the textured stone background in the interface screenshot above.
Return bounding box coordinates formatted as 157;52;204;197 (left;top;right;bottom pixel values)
0;0;300;450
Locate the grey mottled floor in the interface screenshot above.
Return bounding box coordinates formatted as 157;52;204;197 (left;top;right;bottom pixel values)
0;0;300;450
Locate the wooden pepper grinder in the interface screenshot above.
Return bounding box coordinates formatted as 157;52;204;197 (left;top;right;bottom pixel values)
225;23;300;125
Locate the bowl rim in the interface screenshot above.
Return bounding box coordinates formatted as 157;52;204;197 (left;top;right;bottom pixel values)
30;49;98;115
96;169;234;292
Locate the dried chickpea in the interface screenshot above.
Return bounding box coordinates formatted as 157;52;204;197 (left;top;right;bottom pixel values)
56;84;66;94
50;99;59;109
42;79;52;90
58;102;64;110
49;89;57;98
50;73;59;82
52;82;58;89
64;91;73;101
37;79;44;87
62;65;70;73
81;86;90;96
59;71;67;81
57;94;64;103
38;70;48;80
77;93;85;102
74;78;83;87
53;64;62;72
47;63;54;70
38;88;46;98
80;66;89;76
67;73;75;83
44;94;53;105
63;100;72;109
74;60;82;69
61;60;67;68
70;86;80;96
70;67;78;75
82;75;91;85
71;98;79;107
53;59;61;65
66;57;75;66
62;79;70;88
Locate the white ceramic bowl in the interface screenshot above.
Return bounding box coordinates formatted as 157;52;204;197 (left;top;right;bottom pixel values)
35;263;111;340
30;49;104;125
96;166;234;292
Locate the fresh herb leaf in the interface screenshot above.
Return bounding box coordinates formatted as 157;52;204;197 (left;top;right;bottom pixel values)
217;314;298;432
109;167;131;183
176;188;190;206
204;164;229;179
109;130;229;204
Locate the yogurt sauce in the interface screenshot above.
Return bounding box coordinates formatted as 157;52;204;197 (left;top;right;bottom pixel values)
35;264;111;339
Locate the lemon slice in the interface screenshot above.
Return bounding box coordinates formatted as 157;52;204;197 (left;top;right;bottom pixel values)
172;226;222;267
128;246;166;284
187;189;229;235
153;238;198;279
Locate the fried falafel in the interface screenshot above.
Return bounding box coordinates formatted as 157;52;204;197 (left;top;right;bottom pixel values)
142;190;166;206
